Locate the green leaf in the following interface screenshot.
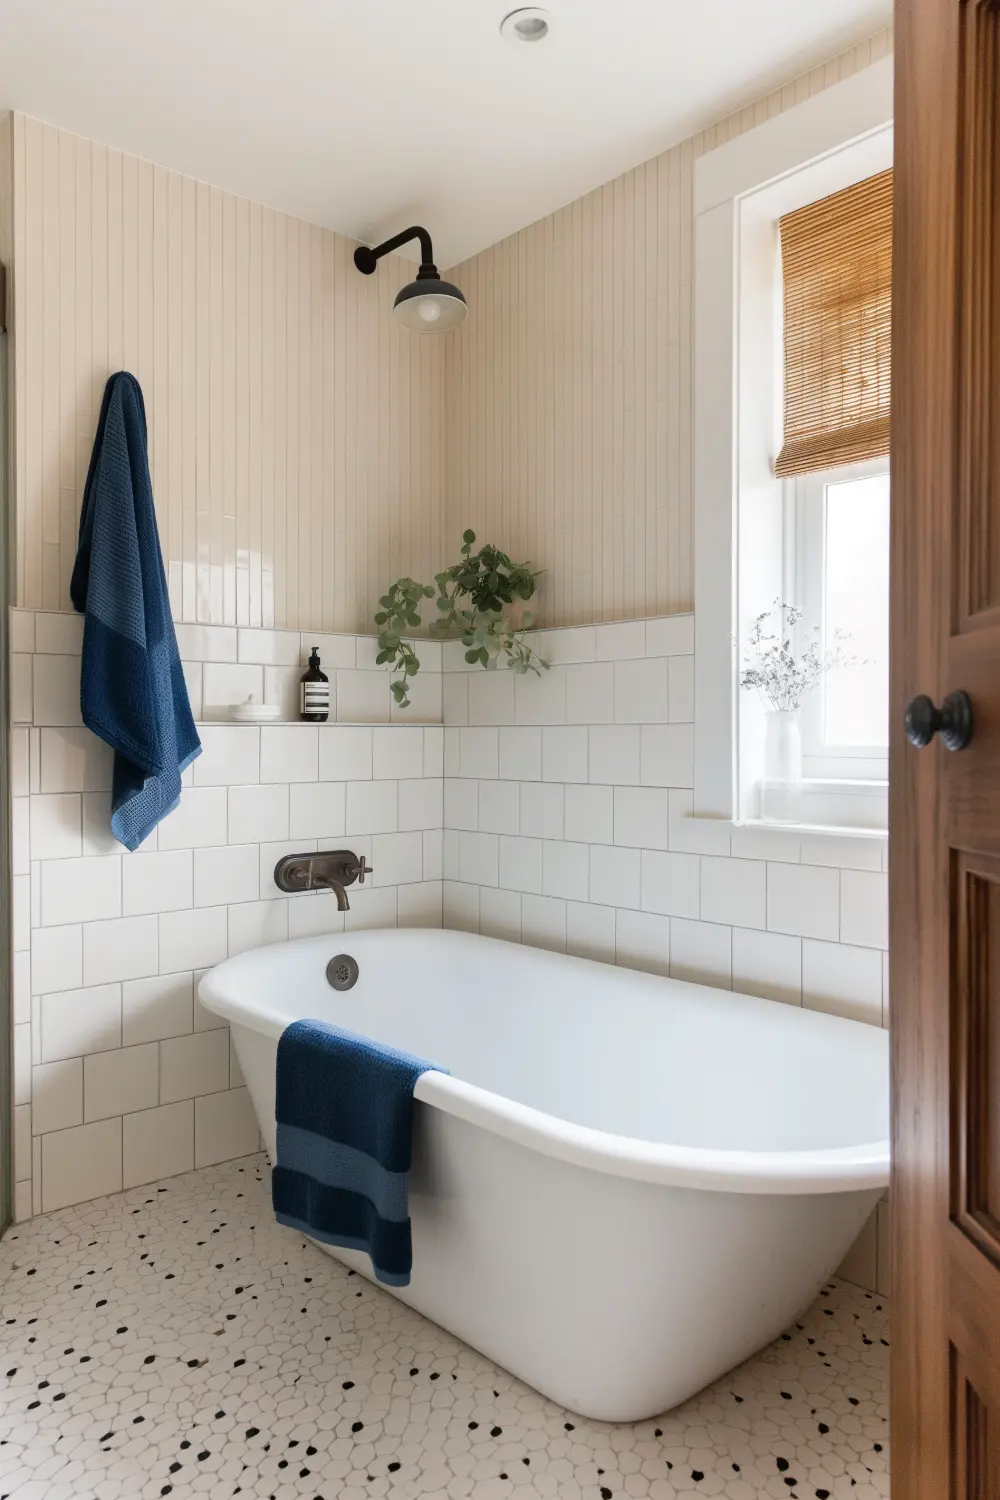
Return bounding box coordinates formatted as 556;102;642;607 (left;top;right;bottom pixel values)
407;614;421;627
464;648;481;664
374;612;388;625
463;528;476;544
424;585;435;597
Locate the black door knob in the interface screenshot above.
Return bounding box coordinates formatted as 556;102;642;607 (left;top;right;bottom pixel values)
904;691;973;751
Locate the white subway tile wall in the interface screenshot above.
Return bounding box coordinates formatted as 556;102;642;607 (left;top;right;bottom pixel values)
10;612;443;1220
439;613;890;1295
9;605;889;1297
439;618;888;1002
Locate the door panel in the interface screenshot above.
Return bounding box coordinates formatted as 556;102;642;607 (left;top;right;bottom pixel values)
955;0;1000;625
950;1359;1000;1500
951;858;1000;1244
947;634;1000;846
893;0;1000;1496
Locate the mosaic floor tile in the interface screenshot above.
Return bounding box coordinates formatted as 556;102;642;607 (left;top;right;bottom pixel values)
0;1155;889;1500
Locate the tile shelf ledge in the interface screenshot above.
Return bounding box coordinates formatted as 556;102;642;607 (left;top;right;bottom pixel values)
193;718;444;729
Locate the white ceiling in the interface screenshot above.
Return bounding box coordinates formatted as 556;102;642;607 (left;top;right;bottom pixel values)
0;0;891;268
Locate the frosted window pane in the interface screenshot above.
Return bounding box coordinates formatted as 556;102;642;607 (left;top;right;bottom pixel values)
822;473;890;749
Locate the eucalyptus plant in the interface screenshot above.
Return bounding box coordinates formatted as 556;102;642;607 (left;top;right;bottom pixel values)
373;578;437;706
375;531;548;707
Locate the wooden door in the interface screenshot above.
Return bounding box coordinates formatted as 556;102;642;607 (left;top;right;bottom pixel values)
892;0;1000;1495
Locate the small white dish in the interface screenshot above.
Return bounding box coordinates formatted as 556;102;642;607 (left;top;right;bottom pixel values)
230;696;282;724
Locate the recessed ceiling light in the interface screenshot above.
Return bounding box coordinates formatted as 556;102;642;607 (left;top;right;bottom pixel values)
500;7;551;45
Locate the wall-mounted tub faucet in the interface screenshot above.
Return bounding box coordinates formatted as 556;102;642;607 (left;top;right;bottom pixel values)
273;850;373;912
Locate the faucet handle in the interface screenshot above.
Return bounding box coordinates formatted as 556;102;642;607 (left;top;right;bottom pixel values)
354;855;373;884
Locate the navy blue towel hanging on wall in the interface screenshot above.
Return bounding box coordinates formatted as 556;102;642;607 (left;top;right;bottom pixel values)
70;371;201;850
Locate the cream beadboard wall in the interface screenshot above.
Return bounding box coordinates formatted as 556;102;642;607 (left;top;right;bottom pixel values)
5;113;447;631
4;27;891;634
0;112;10;269
443;25;894;626
1;110;12;549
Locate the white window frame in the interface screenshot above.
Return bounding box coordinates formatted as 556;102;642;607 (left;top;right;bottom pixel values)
792;454;890;784
692;57;894;837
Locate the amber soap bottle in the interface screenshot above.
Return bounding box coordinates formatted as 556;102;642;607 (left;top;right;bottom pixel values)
299;648;330;722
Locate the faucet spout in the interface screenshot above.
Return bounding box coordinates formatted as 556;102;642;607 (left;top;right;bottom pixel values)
313;874;351;912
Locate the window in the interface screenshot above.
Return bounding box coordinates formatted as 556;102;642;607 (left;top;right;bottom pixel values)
767;169;892;828
793;456;890;784
738;160;893;829
692;57;894;835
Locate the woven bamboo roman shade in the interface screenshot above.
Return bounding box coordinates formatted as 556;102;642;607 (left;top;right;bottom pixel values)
775;168;893;477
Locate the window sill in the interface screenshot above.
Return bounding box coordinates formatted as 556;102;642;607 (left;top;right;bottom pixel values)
680;806;888;862
754;776;888;835
743;817;887;839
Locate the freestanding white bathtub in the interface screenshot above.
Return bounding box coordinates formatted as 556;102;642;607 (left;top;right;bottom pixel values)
199;928;889;1422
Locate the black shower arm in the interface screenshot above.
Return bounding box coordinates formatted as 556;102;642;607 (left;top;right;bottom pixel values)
354;226;438;278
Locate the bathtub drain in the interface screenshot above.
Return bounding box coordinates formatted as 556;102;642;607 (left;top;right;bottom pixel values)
326;953;360;991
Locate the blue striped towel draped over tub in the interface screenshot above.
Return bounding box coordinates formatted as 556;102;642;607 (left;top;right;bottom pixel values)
271;1019;447;1287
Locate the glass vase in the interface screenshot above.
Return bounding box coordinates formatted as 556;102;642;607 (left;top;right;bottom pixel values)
762;709;803;823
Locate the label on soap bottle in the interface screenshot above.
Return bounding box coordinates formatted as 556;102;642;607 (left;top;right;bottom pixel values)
300;679;330;718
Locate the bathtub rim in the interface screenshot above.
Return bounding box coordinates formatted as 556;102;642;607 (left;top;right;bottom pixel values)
200;934;890;1198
